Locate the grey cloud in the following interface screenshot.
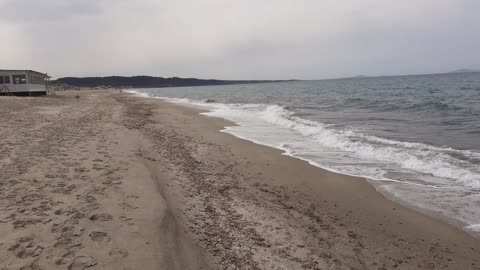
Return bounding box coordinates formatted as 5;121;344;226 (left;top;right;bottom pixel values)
0;0;104;23
1;0;479;79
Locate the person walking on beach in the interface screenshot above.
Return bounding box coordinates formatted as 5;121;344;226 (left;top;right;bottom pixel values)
75;95;80;102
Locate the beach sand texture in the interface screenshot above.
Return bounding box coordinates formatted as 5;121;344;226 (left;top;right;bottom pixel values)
1;91;480;270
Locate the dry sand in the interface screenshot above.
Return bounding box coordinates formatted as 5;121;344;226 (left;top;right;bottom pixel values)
1;90;480;270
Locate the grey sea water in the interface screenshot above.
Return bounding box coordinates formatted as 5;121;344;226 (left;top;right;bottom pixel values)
129;72;480;233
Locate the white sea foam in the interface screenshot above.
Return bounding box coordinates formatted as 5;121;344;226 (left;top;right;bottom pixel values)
125;89;151;98
466;224;480;233
200;103;480;189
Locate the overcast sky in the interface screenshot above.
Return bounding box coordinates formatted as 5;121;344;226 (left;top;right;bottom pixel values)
1;0;479;79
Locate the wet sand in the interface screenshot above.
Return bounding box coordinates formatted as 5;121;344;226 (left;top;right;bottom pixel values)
1;90;480;269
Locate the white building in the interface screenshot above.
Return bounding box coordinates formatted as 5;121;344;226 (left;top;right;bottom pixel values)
0;70;53;96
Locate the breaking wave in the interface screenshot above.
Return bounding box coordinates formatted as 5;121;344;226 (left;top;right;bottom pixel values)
201;103;480;189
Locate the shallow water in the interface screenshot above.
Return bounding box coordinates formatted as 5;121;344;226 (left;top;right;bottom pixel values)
128;72;480;233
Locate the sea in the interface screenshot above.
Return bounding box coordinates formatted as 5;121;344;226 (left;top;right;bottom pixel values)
127;72;480;234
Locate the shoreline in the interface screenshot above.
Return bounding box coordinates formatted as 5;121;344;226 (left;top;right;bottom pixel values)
1;90;480;269
132;90;480;239
124;92;479;269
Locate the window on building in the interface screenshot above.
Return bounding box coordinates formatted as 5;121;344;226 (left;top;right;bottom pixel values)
12;74;27;84
0;76;4;84
5;76;10;84
27;75;45;84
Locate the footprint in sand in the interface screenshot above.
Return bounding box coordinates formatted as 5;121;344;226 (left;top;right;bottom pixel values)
68;256;97;270
89;231;111;242
109;248;129;258
8;240;44;259
89;213;113;222
119;202;138;210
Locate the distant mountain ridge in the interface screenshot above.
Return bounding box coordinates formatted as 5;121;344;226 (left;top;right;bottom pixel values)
448;69;480;74
55;76;294;88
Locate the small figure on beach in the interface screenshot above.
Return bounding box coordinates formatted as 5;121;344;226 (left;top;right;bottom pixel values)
75;95;80;102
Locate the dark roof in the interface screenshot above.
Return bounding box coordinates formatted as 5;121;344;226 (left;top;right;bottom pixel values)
0;69;50;78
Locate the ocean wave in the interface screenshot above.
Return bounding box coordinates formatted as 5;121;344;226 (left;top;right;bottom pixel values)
126;85;480;232
126;89;480;189
125;89;151;98
408;101;460;111
203;103;480;189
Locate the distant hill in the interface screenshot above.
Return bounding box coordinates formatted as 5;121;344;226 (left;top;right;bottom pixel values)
54;76;294;88
448;69;480;74
345;75;368;79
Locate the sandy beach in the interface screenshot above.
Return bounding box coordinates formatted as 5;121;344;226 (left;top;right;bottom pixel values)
1;90;480;270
